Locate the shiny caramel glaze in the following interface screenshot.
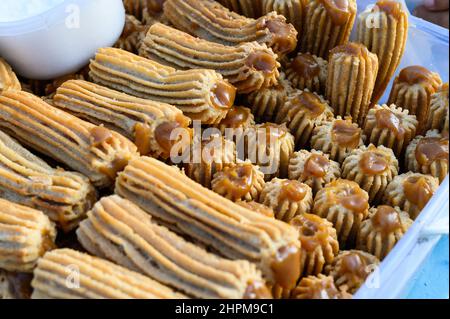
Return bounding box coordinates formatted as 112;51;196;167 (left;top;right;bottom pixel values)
90;126;113;147
257;18;298;56
376;0;403;20
271;244;301;290
244;280;273;299
318;0;352;25
337;252;369;280
154;120;191;158
415;137;449;166
214;164;254;199
332;119;362;148
220;106;252;128
330;42;369;58
210;81;236;110
279;180;308;202
258;123;288;143
339;183;369;214
290;92;326;119
359;151;389;175
375;108;406;138
246;52;278;74
303;154;330;179
403;176;434;210
398;66;441;88
134;123;152;155
372;206;402;234
291;214;331;252
291;53;321;79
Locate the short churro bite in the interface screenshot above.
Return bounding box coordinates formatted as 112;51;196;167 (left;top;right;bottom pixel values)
426;83;449;134
291;274;352;299
284;53;328;94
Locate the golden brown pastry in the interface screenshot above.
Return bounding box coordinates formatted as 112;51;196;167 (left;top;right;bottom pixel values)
291;274;352;299
301;0;357;59
123;0;167;22
237;201;276;218
357;206;413;260
0;130;97;231
388;66;443;133
276;90;334;147
341;144;399;204
405;130;448;184
77;195;271;299
311;117;365;164
383;172;439;219
211;161;265;202
259;179;313;222
0;58;21;95
262;0;305;34
53;80;192;159
284;52;328;94
426;83;449;134
325;250;380;294
326;43;379;125
0;271;33;299
31;249;185;299
115;156;302;289
246;73;292;123
140;23;280;94
216;0;263;18
115;15;149;54
313;179;370;248
163;0;298;58
0;198;56;273
357;1;409;103
288;149;341;195
245;123;295;180
363;104;418;157
89;47;235;125
0;91;138;188
183;135;236;188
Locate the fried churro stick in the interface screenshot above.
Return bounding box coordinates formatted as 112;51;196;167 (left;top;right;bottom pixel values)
262;0;305;34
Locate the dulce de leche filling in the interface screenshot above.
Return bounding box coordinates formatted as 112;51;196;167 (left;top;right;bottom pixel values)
376;0;404;20
291;92;326;119
220;107;251;128
215;164;254;199
375;108;405;138
338;253;370;281
332;119;361;148
291;53;321;79
244;280;273;299
403;176;434;210
398;66;440;89
330;42;369;59
302;154;330;179
210;81;236;110
270;244;301;289
359;151;389;175
415;137;449;166
291;214;330;252
339;184;369;214
319;0;352;25
246;52;278;74
372;206;402;234
258;18;297;55
279;180;308;202
90;126;113;147
303;276;341;299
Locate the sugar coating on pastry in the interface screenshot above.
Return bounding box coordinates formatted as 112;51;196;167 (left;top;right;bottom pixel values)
291;213;339;277
163;0;298;58
311;117;365;164
284;52;328;94
0;270;33;299
289;149;341;195
140;23;280;94
388;65;443;133
183;135;236;188
236;201;275;218
291;274;352;299
212;161;265;202
259;178;313;222
326;43;379;125
115;156;302;289
301;0;357;58
357;0;409;104
0;130;97;231
363;104;418;157
405;130;448;184
53;79;192;160
313;179;370;248
0;58;21;95
245;123;295;180
115;15;149;54
246;73;293;123
89;47;235;125
383;172;439;220
426;83;449;134
262;0;305;34
0;90;139;188
276;90;334;148
216;0;263;18
357;206;413;260
325;250;380;294
0;198;56;273
31;249;185;299
77;195;272;299
341;144;399;204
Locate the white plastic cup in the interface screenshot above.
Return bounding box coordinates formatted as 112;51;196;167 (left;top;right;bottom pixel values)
0;0;125;80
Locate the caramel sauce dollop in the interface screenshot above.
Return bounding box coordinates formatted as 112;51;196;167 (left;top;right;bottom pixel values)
403;176;434;210
291;53;321;79
332;119;361;148
291;92;326;119
359;151;389;175
279;180;308;202
291;214;330;252
302;154;330;179
210;81;236;110
375;108;405;138
270;244;301;289
246;52;278;74
372;206;402;234
319;0;352;25
220;107;251;128
215;164;254;199
376;0;404;20
415;137;449;166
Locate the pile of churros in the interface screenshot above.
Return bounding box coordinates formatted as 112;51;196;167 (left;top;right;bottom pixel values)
0;0;448;299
